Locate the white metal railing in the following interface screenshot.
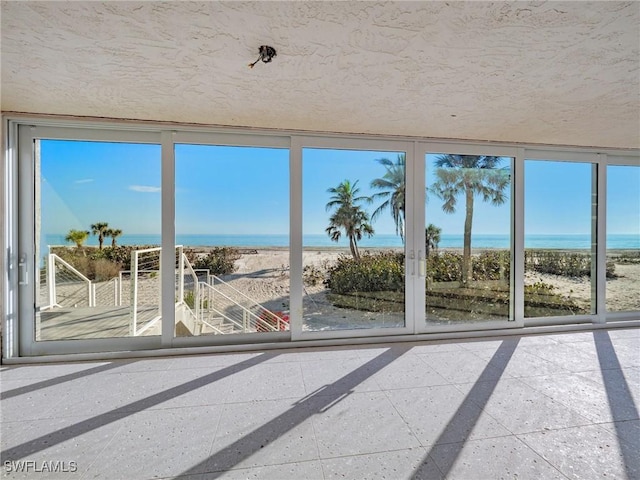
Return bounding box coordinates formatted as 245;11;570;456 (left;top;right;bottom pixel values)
43;246;285;338
130;246;162;336
181;252;201;335
198;282;275;333
44;254;94;309
203;273;287;333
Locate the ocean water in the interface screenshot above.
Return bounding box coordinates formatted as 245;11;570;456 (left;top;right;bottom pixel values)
43;233;640;250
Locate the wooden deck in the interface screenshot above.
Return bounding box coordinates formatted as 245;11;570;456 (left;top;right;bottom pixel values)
38;306;160;340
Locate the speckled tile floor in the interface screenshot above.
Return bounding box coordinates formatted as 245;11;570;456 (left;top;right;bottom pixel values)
1;328;639;479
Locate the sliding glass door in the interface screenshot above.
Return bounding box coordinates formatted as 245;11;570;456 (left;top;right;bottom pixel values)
606;162;640;314
174;143;290;338
524;159;597;318
18;126;163;355
297;140;414;338
417;148;516;330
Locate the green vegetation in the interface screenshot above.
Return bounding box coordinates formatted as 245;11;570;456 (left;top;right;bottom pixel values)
65;229;90;249
430;155;510;286
91;222;110;250
325;180;374;261
51;245;159;281
324;249;593;318
425;223;441;256
105;228;123;247
66;222;123;250
370;154;406;242
525;250;615;278
325;251;404;294
185;247;241;276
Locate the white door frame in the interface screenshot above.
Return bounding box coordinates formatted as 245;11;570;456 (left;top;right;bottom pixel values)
290;136;416;341
16;125;163;356
414;141;524;334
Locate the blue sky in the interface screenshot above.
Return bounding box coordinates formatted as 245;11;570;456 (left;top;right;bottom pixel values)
41;141;639;241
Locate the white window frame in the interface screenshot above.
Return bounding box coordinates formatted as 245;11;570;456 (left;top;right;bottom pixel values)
2;115;638;360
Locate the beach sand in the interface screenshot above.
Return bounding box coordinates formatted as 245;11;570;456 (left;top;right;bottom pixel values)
205;247;639;323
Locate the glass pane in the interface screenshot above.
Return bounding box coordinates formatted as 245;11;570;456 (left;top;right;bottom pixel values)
606;165;640;312
37;140;161;340
425;154;513;325
174;145;289;337
524;160;595;317
303;148;406;331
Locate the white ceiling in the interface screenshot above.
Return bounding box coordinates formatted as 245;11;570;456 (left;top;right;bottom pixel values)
2;1;639;149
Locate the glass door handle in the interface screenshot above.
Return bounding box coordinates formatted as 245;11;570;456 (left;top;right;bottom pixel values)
18;255;29;286
418;250;426;277
409;250;415;276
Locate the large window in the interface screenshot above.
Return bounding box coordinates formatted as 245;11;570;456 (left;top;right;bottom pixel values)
424;154;513;325
174;144;290;337
524;160;596;317
606;164;640;313
302;148;407;332
6;119;638;359
36;140;161;340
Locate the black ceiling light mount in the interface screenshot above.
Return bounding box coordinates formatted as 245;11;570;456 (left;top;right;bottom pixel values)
248;45;277;68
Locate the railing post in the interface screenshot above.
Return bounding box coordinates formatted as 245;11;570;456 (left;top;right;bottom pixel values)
158;252;162;319
178;249;185;303
47;254;56;307
194;282;201;335
118;271;123;306
89;282;95;307
130;250;139;336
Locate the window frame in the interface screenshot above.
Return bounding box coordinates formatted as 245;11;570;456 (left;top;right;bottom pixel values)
2;116;638;360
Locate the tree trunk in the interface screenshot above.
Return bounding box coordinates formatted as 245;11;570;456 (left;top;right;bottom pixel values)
462;186;474;285
349;236;360;261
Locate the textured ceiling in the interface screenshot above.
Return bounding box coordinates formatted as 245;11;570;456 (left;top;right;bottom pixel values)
1;1;639;149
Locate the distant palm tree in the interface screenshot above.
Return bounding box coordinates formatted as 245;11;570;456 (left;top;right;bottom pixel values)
431;155;510;285
91;222;109;250
65;229;90;249
370;154;406;242
425;223;441;256
106;228;123;247
325;180;374;261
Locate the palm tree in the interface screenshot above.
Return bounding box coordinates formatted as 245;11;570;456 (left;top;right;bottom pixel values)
370;154;406;242
65;229;90;249
106;228;122;247
425;223;441;257
91;222;109;250
430;155;510;285
325;180;374;261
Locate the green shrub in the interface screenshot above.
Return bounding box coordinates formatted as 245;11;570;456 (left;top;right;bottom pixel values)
525;281;555;295
92;258;122;281
427;251;462;282
193;247;241;276
49;247;122;281
50;245;161;281
525;250;616;278
325;252;404;294
612;251;640;264
426;250;510;283
472;250;511;281
303;264;324;286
